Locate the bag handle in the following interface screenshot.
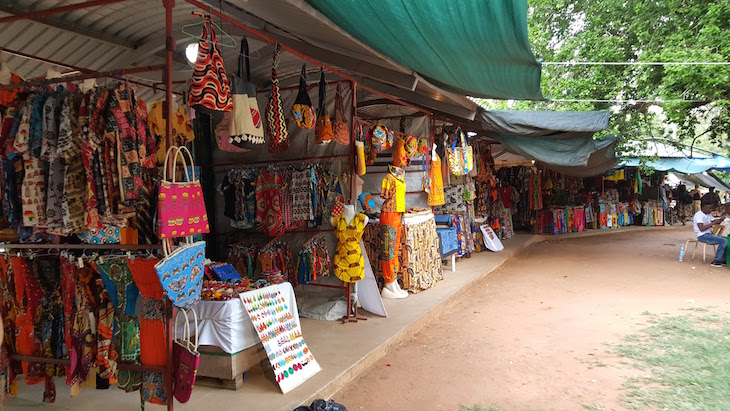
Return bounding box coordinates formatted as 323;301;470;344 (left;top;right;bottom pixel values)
174;307;190;342
318;68;326;114
334;83;345;122
237;37;246;79
174;308;199;352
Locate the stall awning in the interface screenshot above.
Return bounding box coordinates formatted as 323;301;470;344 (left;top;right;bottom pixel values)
495;134;619;177
480;110;611;137
620;157;730;174
305;0;543;100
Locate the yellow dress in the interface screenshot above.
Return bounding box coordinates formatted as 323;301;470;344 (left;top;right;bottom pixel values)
333;213;367;283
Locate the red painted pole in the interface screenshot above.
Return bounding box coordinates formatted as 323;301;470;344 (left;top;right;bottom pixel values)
163;1;176;409
0;0;129;24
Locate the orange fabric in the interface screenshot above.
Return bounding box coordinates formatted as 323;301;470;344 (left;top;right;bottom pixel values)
0;74;21;106
427;154;445;207
127;257;163;300
380;212;402;283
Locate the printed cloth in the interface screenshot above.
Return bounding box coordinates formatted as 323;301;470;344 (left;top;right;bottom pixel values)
529;169;543;210
333;213;367;283
401;215;443;293
380;166;405;213
255;171;285;236
435;185;466;214
96;259;142;392
291;169;313;221
20;156;46;226
379;211;403;283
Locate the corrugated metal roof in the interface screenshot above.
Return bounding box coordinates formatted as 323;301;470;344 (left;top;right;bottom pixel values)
0;0;478;118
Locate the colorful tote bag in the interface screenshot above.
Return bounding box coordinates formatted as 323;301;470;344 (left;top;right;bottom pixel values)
332;83;349;145
315;69;333;144
157;146;210;239
155;238;206;309
291;64;316;129
188;14;233;115
265;43;288;145
448;128;473;176
173;308;200;403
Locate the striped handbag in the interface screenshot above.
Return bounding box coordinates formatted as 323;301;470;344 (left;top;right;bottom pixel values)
188;14;233;115
266;43;289;152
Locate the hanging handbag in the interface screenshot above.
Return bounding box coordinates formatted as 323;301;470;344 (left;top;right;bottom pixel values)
315;69;333;144
188;14;233;116
157;146;210;239
355;123;366;176
448;128;474;176
332;83;349;145
230;38;264;147
155;237;206;309
265;43;288;145
228;38;252;145
241;37;264;144
370;124;392;151
291;64;316;129
173;308;200;403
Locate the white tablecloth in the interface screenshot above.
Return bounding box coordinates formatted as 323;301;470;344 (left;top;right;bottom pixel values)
176;282;298;354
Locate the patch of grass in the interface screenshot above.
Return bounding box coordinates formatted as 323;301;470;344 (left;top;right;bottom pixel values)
610;311;730;410
582;403;605;410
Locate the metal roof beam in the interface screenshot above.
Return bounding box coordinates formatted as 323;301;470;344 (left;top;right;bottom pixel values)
0;5;136;49
0;0;128;24
358;78;477;121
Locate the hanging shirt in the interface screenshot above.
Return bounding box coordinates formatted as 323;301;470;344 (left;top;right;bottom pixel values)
380;165;406;213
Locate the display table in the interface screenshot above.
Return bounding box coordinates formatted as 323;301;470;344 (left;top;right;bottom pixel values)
176;282;298;389
363;212;443;293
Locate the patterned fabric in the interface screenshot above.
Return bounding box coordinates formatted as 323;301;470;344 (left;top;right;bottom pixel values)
380;166;405;213
500;208;513;239
20;156;46;226
427;154;445;207
379;212;402;283
291;169;313;220
255;171;285;236
435;185;466;213
529;169;543;210
188;16;233;113
96;259;142;392
68;265;99;387
401;216;443;293
333;213;367;283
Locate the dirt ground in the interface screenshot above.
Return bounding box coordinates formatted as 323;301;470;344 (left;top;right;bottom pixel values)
334;227;730;411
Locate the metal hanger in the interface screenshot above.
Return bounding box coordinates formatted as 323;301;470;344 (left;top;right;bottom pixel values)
182;12;238;48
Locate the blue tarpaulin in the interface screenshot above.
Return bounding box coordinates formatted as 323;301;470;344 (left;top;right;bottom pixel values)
620;155;730;174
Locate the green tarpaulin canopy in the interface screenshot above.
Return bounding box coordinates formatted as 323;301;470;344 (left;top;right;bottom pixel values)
305;0;543;100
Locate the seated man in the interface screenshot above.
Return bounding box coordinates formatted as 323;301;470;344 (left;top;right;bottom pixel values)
694;200;727;267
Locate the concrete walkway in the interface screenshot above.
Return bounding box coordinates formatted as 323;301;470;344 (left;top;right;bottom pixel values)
2;227;675;410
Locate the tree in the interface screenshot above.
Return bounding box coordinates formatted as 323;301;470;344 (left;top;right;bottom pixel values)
479;0;730;154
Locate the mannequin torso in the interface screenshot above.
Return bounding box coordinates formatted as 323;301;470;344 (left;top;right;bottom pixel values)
331;205;369;227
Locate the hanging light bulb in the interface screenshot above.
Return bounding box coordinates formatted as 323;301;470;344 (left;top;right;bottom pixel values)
186;43;199;64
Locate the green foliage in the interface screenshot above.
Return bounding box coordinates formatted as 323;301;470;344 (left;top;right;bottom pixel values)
610;310;730;410
480;0;730;151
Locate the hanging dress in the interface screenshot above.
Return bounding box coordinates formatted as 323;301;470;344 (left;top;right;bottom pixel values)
333;213;367;283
